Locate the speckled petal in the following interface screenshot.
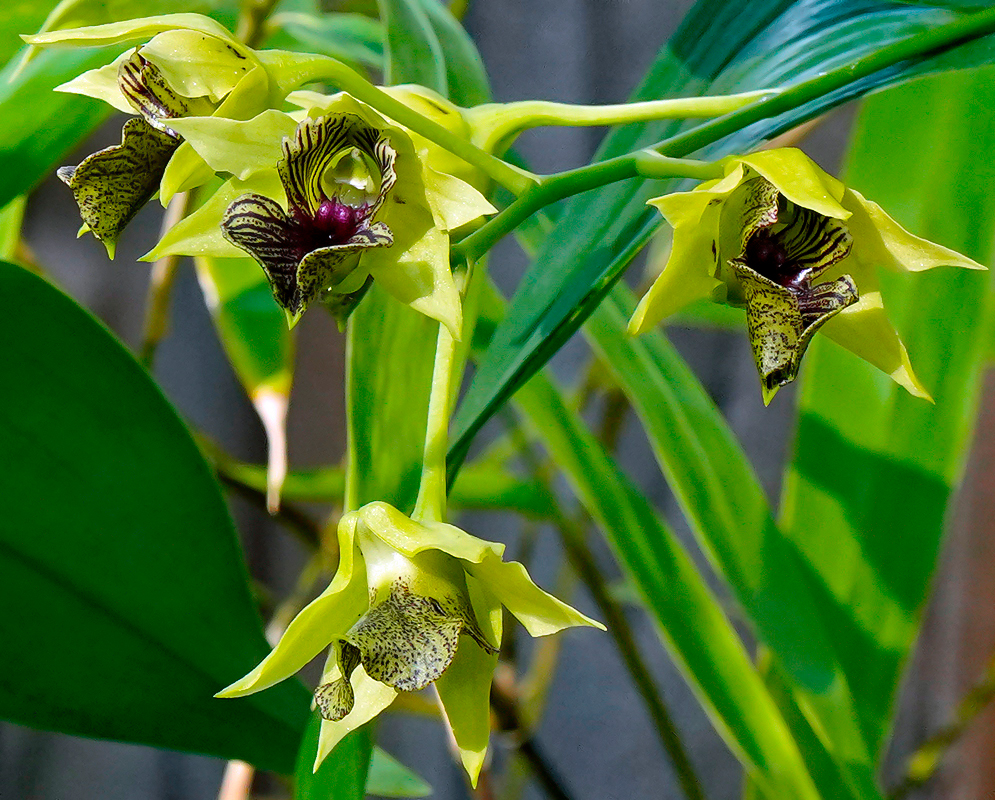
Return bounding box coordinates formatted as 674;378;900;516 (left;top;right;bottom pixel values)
344;580;464;692
314;658;397;772
733;263;857;404
313;641;362;721
58;116;178;257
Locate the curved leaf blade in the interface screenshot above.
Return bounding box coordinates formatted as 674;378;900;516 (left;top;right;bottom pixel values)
0;261;311;770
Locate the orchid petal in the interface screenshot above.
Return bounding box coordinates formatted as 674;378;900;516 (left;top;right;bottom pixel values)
216;518;366;697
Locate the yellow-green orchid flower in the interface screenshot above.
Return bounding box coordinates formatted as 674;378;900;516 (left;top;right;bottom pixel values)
218;501;601;783
146;92;496;333
26;14;332;256
628;147;985;404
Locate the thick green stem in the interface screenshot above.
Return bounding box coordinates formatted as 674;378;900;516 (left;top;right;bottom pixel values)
466;90;775;154
413;323;458;523
265;53;536;195
456;153;722;263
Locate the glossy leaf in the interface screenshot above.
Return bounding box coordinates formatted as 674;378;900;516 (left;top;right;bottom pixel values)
0;260;311;770
376;0;446;92
584;287;873;797
0;197;26;263
780;65;995;762
295;719;371;799
476;281;821;800
0;0;54;67
415;0;491;106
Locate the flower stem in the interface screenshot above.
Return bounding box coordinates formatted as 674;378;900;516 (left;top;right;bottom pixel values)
265;54;537;195
466;90;776;154
413;322;458;523
455;153;722;263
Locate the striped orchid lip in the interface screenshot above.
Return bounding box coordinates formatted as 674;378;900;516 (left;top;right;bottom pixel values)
728;176;859;400
221;113;397;324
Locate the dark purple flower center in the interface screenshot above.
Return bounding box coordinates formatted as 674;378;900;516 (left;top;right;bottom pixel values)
744;230;809;291
289;196;369;258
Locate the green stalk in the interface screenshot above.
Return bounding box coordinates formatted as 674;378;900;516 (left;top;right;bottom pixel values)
466;90;775;154
456;153;721;263
412;323;458;523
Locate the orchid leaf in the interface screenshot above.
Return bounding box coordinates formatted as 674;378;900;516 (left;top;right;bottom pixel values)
376;0;445;92
264;12;383;72
0;260;311;770
780;64;995;765
476;279;821;800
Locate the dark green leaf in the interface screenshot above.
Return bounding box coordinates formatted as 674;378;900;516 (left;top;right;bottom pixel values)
477;281;822;800
0;261;311;770
376;0;446;93
295;716;373;799
414;0;490;105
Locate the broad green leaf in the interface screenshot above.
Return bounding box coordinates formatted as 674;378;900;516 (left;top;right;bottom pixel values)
0;0;56;68
195;253;294;511
780;65;995;764
264;12;383;72
366;747;432;797
477;280;821;800
584;287;873;798
0;47;111;210
0;260;311;770
295;718;372;799
415;0;491;106
376;0;446;92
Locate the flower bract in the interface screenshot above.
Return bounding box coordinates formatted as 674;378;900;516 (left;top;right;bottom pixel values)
217;501;601;783
628;147;985;403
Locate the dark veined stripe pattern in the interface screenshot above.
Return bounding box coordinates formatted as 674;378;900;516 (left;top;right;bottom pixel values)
279;114;397;217
222;194;302;310
777;205;853;280
117;52;191;138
